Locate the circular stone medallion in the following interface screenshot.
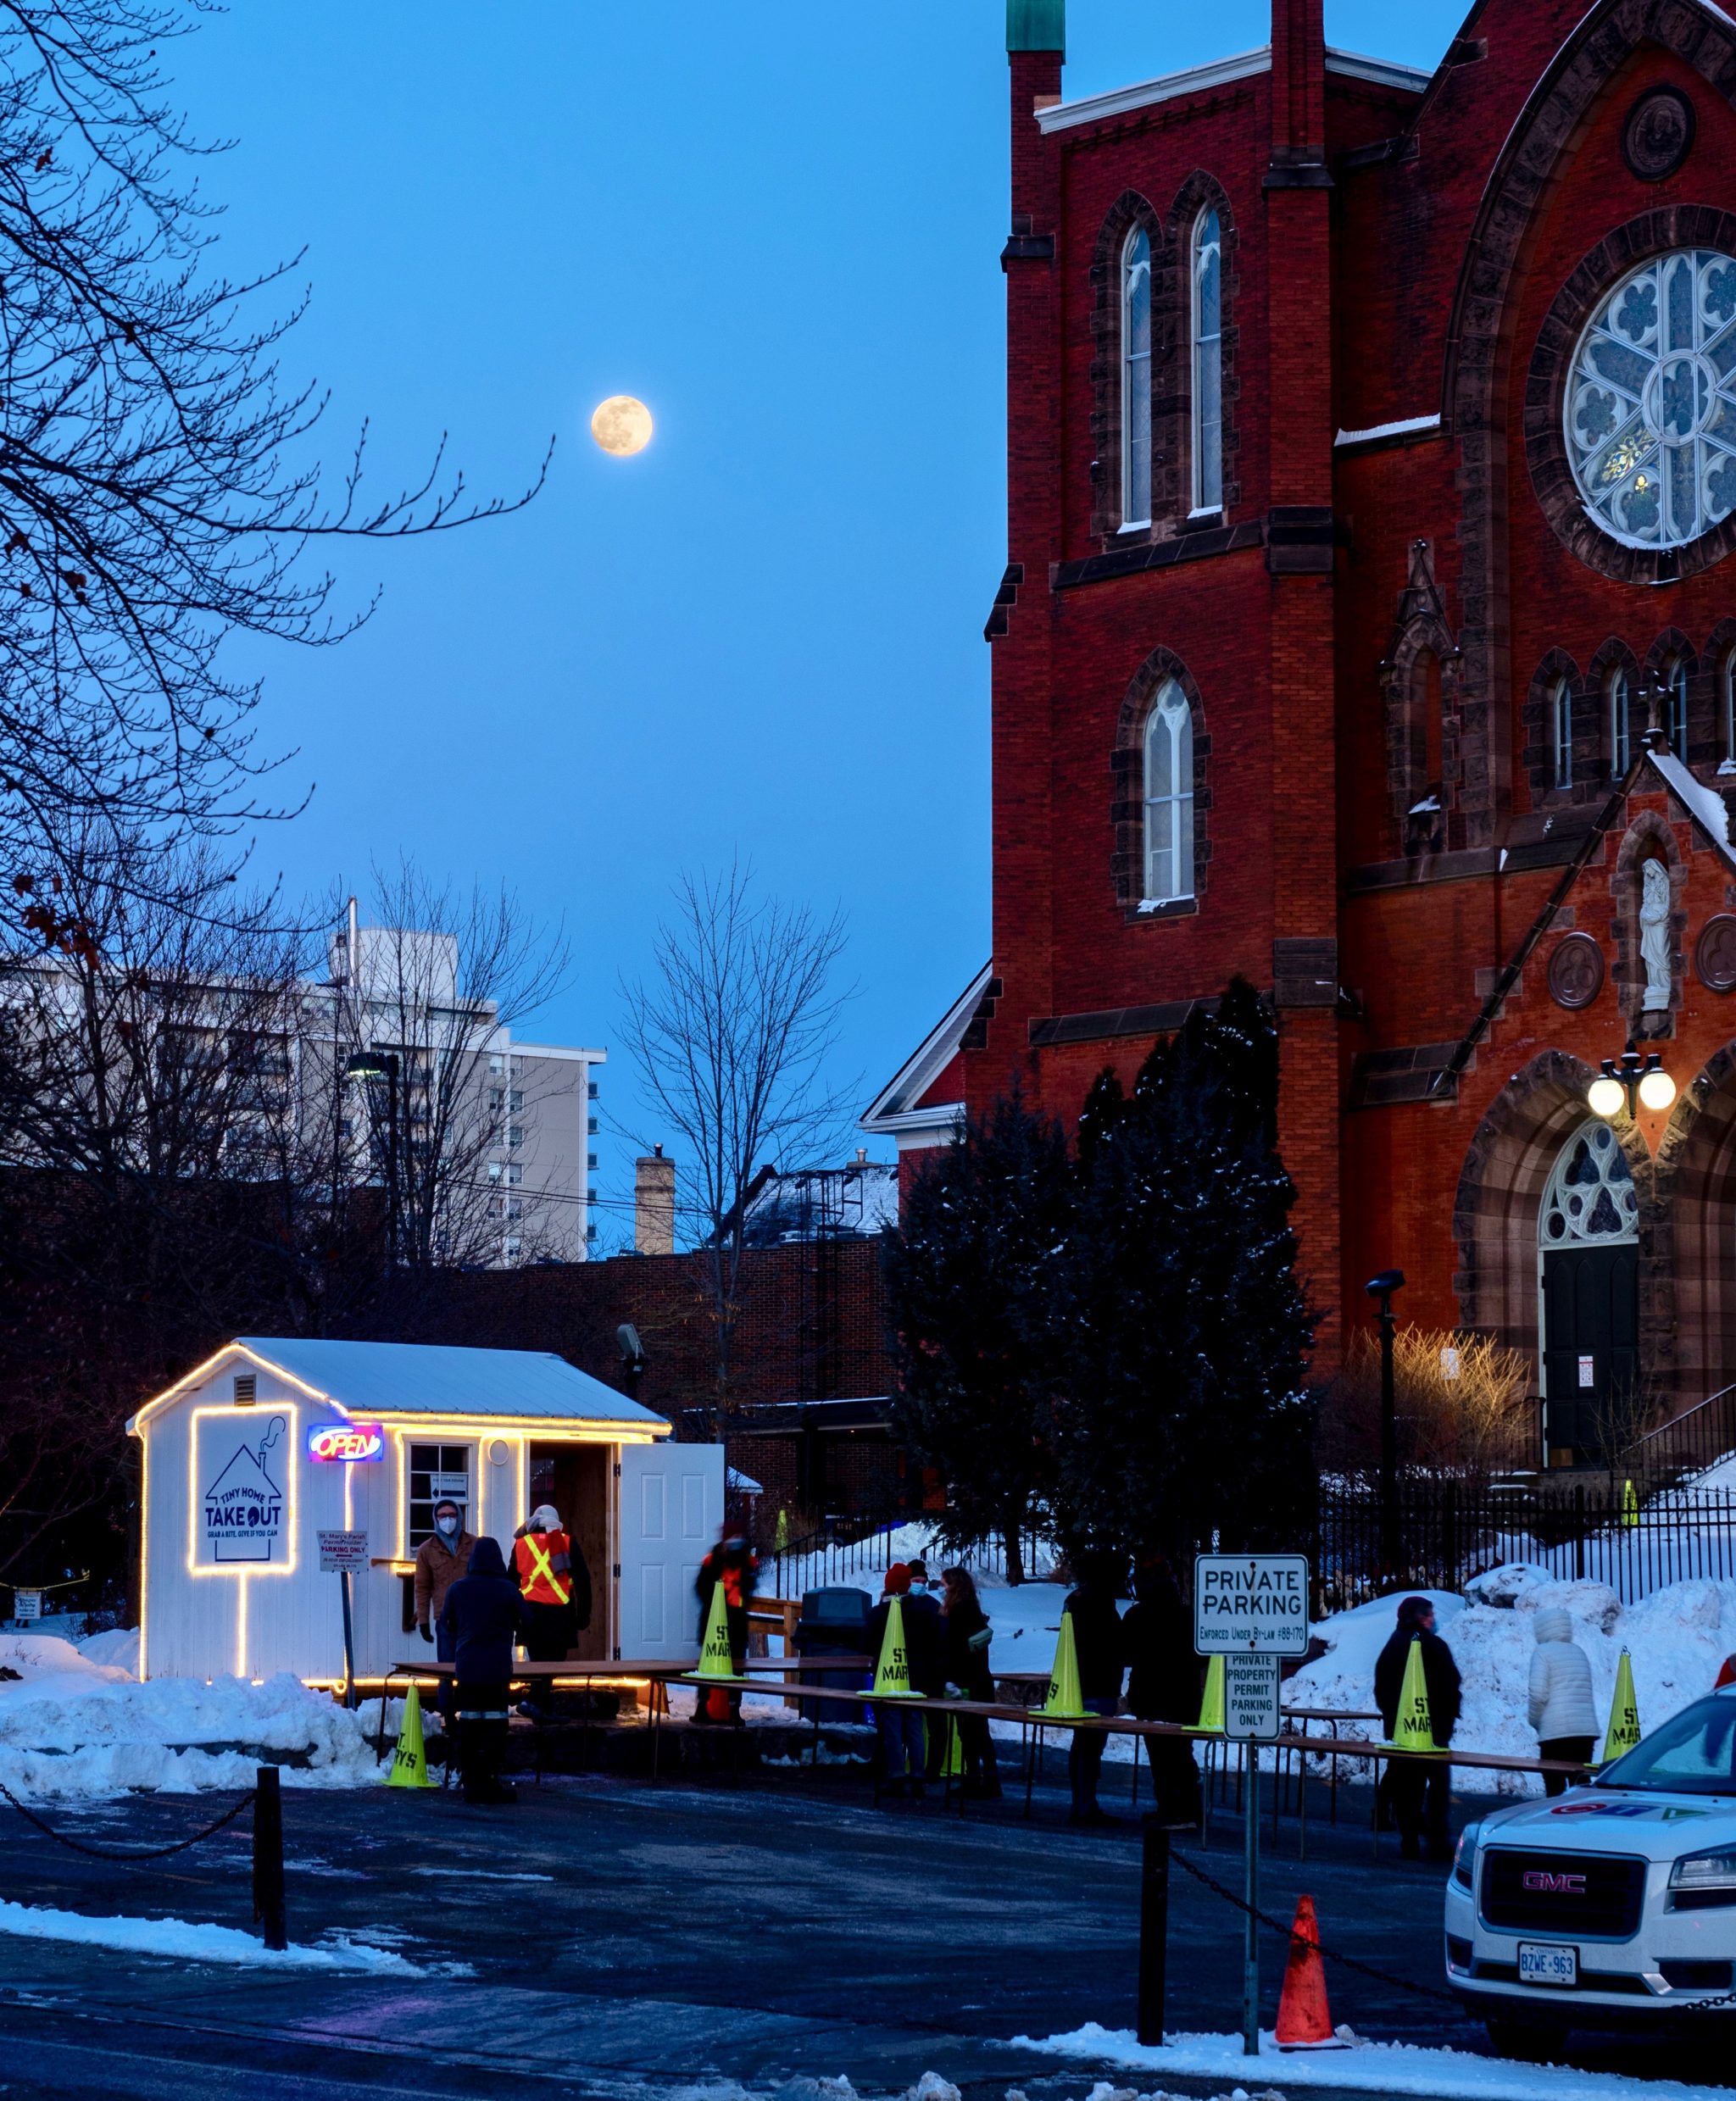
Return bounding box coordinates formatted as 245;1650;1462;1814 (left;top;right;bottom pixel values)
1696;914;1736;992
1549;931;1606;1010
1623;87;1696;183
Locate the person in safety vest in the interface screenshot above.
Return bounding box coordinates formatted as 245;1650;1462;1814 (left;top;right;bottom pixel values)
693;1531;758;1724
510;1503;592;1665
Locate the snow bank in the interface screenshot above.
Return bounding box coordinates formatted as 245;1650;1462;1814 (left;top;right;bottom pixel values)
76;1627;141;1676
1016;2023;1736;2101
0;1898;423;1973
0;1637;395;1798
1288;1576;1734;1794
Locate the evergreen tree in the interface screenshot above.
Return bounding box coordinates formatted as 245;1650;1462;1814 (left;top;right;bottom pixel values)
884;1089;1073;1582
1056;979;1316;1560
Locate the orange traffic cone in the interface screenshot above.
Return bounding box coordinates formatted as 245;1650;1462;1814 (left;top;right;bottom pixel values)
1274;1896;1347;2050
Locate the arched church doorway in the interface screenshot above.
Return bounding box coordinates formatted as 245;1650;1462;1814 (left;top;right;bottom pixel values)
1538;1120;1639;1465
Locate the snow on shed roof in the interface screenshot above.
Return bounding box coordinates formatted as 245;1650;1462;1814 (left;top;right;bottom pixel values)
132;1337;668;1432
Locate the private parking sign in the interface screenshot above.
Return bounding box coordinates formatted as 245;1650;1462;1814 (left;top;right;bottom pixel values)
1194;1554;1310;1656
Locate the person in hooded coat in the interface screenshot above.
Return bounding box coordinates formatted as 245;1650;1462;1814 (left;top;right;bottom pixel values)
1062;1554;1127;1827
1373;1594;1461;1859
510;1503;591;1664
437;1537;529;1804
1527;1605;1599;1794
1121;1554;1203;1829
940;1565;1001;1798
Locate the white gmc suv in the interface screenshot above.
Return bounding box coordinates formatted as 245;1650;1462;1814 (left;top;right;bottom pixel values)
1446;1688;1736;2055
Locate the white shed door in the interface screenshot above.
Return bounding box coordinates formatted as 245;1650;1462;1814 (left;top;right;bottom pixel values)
616;1443;724;1661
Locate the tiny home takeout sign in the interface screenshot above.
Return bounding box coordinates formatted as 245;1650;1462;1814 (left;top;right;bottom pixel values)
1194;1554;1310;1656
198;1412;289;1566
307;1422;384;1464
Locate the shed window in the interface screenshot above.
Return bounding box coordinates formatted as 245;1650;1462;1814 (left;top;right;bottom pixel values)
408;1442;473;1549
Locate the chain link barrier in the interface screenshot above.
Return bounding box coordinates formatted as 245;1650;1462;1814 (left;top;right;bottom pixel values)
1168;1840;1462;2007
0;1777;256;1862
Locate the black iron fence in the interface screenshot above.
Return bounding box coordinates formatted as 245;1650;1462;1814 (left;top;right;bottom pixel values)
1315;1477;1736;1613
765;1509;1054;1599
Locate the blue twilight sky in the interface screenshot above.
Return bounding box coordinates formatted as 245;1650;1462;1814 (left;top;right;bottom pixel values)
164;1;1468;1234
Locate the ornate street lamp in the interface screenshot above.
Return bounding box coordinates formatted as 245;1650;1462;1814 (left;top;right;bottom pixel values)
344;1047;401;1264
1587;1042;1676;1120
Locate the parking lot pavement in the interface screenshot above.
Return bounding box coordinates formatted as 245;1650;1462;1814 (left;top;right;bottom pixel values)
0;1765;1728;2096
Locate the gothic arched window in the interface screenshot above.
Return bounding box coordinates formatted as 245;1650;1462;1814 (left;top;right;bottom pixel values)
1540;1120;1639;1248
1609;668;1632;777
1143;680;1194;903
1665;656;1690;760
1121;226;1152;529
1553;677;1574;790
1191;207;1222;514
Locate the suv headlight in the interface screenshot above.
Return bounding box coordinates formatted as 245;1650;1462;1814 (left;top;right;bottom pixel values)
1452;1822;1483;1891
1671;1848;1736;1909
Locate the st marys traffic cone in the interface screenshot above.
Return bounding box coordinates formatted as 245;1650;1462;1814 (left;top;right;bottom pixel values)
774;1506;790;1554
1389;1635;1439;1752
1039;1612;1087;1720
1602;1648;1641;1763
1192;1652;1226;1734
697;1581;737;1680
1622;1478;1639;1529
1274;1896;1346;2050
942;1715;965;1779
387;1681;433;1789
873;1595;920;1697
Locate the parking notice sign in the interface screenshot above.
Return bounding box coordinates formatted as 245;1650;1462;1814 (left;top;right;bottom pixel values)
1194;1553;1310;1656
1224;1653;1281;1740
317;1530;369;1575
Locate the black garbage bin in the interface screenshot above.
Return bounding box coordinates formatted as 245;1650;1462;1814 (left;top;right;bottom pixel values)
794;1587;873;1712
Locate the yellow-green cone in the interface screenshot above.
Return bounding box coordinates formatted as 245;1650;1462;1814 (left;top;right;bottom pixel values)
696;1579;737;1681
387;1681;434;1789
1192;1652;1226;1734
1602;1648;1641;1763
873;1594;920;1697
1622;1479;1639;1529
1388;1635;1439;1752
1039;1611;1088;1720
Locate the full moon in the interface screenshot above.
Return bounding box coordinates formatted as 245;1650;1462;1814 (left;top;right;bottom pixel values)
590;395;653;457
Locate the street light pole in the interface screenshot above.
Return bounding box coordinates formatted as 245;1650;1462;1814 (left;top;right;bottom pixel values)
1366;1270;1405;1575
344;1048;401;1270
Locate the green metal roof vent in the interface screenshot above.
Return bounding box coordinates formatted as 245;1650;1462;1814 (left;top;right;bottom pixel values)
1007;0;1064;55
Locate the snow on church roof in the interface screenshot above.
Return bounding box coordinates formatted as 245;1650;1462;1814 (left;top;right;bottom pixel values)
132;1337;669;1432
1035;44;1430;136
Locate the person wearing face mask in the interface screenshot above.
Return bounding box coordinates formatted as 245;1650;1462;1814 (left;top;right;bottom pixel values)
414;1498;476;1715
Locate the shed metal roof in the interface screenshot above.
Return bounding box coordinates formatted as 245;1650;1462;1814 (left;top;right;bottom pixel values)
136;1337;669;1431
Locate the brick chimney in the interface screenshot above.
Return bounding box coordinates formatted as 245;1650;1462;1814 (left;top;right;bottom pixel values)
1266;0;1328;188
634;1146;675;1257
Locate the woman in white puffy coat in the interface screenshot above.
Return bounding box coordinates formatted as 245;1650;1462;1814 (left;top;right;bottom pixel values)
1527;1606;1600;1795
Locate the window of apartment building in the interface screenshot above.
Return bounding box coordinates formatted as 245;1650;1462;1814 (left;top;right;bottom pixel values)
1121;225;1152;528
587;1115;598;1134
503;1237;522;1262
587;1152;598;1170
487;1160;522;1187
1143;679;1194;904
1192;206;1223;514
587;1081;598;1100
504;1123;524;1149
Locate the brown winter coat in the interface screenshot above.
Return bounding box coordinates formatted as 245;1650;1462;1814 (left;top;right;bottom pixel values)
413;1529;477;1629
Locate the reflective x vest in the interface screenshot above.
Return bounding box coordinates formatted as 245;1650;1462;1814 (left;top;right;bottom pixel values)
515;1529;572;1606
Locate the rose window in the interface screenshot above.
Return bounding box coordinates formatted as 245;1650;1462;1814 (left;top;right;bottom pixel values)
1565;249;1736;549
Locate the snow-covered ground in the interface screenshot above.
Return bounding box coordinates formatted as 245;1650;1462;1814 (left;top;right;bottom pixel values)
1017;2024;1736;2101
0;1897;436;1974
1286;1567;1734;1794
0;1633;397;1798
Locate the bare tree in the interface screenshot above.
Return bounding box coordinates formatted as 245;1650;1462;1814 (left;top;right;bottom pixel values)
0;0;544;927
330;860;572;1278
620;863;854;1432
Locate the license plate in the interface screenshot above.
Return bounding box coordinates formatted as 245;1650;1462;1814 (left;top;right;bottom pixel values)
1518;1942;1578;1987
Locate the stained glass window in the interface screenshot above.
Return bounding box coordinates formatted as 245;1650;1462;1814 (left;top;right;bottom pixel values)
1192;208;1222;514
1121;227;1151;528
1538;1120;1639;1248
1565;249;1736;550
1143;681;1194;904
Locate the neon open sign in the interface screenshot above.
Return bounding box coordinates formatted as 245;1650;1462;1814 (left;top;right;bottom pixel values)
306;1423;385;1464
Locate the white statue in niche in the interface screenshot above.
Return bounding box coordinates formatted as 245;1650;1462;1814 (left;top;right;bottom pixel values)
1640;857;1672;1012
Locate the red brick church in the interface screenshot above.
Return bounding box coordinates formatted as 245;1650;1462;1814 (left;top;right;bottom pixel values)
865;0;1736;1463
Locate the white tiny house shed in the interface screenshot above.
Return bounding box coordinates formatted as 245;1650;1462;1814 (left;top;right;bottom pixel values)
129;1337;724;1684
